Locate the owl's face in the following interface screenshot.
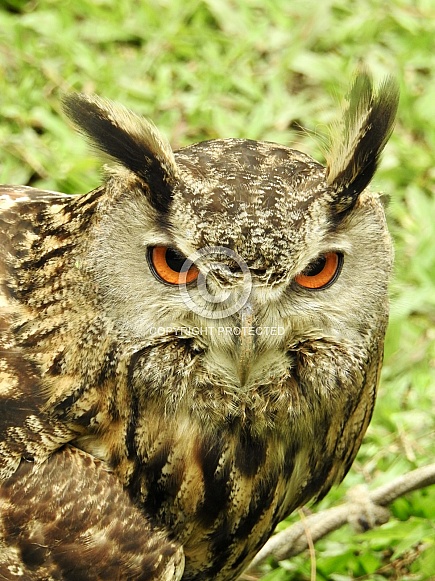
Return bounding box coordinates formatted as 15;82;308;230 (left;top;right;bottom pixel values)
80;135;392;439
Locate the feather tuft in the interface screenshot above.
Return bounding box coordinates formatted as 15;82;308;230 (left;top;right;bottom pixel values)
325;71;399;212
62;94;178;213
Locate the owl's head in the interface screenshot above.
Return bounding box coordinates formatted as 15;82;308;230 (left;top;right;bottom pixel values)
63;73;398;432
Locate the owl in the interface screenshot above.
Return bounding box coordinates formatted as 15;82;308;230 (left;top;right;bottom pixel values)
0;72;398;580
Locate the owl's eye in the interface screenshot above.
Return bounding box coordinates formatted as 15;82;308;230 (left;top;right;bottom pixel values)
294;252;343;290
148;246;199;285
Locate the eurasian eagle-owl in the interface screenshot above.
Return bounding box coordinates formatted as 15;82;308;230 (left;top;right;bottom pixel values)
0;73;399;580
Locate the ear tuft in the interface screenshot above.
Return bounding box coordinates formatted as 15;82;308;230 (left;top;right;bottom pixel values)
325;71;399;212
62;94;179;213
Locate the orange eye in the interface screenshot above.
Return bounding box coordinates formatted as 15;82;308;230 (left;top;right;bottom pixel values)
294;252;343;290
148;246;199;285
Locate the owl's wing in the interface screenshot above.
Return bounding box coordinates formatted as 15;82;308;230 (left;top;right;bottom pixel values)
0;445;184;580
0;185;80;478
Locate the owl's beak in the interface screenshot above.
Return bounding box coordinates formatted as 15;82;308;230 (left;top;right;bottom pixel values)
236;302;256;386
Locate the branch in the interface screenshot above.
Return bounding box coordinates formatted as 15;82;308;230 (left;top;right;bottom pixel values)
244;463;435;573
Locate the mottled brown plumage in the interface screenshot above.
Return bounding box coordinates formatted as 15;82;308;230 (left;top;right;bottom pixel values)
0;73;398;580
0;445;183;580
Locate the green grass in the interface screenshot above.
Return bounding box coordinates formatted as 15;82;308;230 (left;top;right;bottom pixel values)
1;1;434;579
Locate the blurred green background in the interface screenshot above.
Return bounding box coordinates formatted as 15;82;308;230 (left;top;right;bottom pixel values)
1;1;434;579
